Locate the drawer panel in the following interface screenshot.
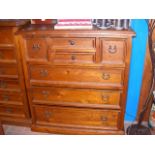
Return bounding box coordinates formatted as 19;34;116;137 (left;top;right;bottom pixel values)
51;38;96;50
0;105;25;118
0;48;16;62
32;87;121;107
0;91;22;104
30;66;124;88
34;105;120;129
51;52;95;64
0;65;18;78
100;38;126;65
0;79;20;91
25;38;48;61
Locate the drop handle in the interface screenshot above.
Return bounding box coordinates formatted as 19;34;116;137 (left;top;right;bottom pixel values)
44;111;52;118
3;95;9;101
0;81;7;88
68;40;75;45
102;95;109;103
71;55;76;60
102;73;110;80
101;116;108;122
32;44;40;50
6;108;12;113
42;90;50;97
40;69;48;77
108;45;117;54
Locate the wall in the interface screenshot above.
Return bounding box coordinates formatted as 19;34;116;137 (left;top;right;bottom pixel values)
125;19;148;121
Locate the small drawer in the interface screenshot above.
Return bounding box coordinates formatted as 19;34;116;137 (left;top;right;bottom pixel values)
0;91;22;104
32;87;121;108
0;48;16;62
0;79;20;91
25;38;48;61
0;28;14;44
30;66;124;88
51;38;96;51
51;52;95;64
34;105;120;129
100;38;126;65
0;105;25;118
0;65;18;78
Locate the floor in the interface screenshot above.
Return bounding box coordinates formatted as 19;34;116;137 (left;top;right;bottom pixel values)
2;124;49;135
2;122;155;135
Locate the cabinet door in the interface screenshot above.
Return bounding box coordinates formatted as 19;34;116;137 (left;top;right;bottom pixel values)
100;38;127;66
25;38;48;62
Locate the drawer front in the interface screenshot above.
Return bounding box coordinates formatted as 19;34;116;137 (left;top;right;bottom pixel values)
0;48;16;62
30;66;124;88
51;38;96;50
0;65;18;78
25;38;48;61
34;105;120;129
100;39;126;65
0;28;13;44
0;105;25;118
32;87;121;107
0;79;20;91
51;52;95;64
0;91;22;103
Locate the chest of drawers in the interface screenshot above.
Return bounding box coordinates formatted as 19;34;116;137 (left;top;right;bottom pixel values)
0;20;31;126
17;25;135;134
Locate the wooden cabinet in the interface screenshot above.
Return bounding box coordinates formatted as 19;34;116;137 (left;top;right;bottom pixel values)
17;25;135;134
0;20;31;126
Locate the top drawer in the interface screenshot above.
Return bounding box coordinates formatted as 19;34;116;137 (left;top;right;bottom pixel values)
51;38;96;51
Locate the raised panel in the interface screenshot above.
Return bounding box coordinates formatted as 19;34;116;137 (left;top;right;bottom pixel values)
100;38;126;65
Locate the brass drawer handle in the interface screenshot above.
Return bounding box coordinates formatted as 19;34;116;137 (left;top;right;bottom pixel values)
102;95;109;103
0;81;7;88
68;40;75;45
0;51;4;59
40;69;48;77
101;116;108;122
42;90;49;97
2;95;9;101
71;55;76;60
102;73;110;80
5;108;13;113
32;44;40;50
44;111;52;118
108;45;117;54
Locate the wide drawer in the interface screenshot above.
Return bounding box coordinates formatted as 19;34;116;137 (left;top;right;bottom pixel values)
30;66;124;88
0;79;20;91
0;105;25;118
51;38;96;51
0;91;22;104
0;48;16;63
0;65;18;79
32;87;122;108
34;105;120;129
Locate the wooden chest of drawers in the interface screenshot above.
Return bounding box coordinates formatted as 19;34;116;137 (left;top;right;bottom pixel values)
0;20;31;126
17;25;135;134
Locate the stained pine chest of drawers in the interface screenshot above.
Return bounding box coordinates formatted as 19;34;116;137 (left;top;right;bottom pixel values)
17;25;135;134
0;20;31;125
